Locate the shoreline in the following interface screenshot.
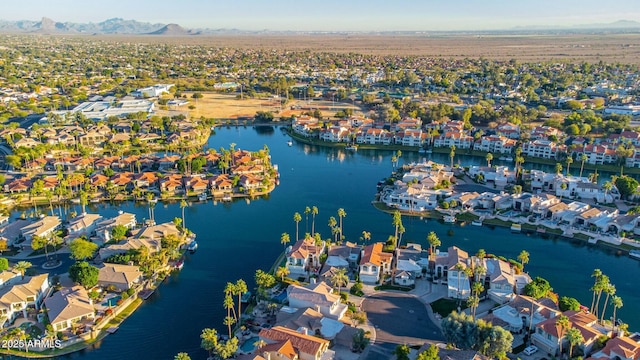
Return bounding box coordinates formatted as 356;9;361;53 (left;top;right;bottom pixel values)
287;128;640;176
370;200;637;255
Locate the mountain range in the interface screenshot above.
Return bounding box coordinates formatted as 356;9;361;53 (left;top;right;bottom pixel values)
0;17;639;35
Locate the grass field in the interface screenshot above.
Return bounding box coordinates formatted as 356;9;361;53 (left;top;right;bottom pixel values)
156;92;362;120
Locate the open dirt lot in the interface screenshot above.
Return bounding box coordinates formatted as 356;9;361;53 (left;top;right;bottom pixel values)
96;33;640;64
156;93;362;120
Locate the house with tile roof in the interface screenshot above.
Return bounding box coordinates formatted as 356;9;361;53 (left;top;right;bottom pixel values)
532;310;607;356
482;295;559;333
94;212;137;242
286;282;348;320
44;285;95;332
0;274;50;328
358;242;392;284
258;326;331;360
286;238;326;276
588;334;640;360
98;263;143;291
20;216;61;247
66;213;103;242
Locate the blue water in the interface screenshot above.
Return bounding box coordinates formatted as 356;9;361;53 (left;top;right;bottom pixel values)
240;336;259;353
40;125;638;360
101;296;121;307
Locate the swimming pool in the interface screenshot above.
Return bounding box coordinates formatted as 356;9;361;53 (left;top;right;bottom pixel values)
240;336;259;353
102;295;122;307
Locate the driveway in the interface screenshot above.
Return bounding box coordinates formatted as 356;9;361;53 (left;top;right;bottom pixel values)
362;292;444;349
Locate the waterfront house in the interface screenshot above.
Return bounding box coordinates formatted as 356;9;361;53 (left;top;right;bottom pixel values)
0;274;50;328
432;246;471;299
485;258;531;303
276;307;347;341
0;270;20;288
286;238;326;276
572;144;618;165
98;263;143;291
532;310;606;356
44;285;95;332
94;212;137;242
66;213;103;242
522;140;565;159
358;242;392;285
133;172;159;188
286;281;348;320
482;295;559;333
473;134;517;154
20;216;61;247
588;335;640;360
160;174;183;194
258;326;331;360
319;126;350;142
394;243;429;284
0;219;30;246
433;131;474;149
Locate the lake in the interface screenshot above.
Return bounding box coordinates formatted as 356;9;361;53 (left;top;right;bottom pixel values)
54;125;639;360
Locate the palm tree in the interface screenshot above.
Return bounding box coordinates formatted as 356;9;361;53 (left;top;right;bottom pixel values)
579;153;588;178
253;339;267;351
603;181;612;200
454;263;465;304
280;232;290;249
14;261;32;279
555;162;563;175
311;206;318;235
331;268;349;294
174;353;191;360
427;231;441;260
389;210;401;246
556;315;570;357
224;316;236;339
565;327;584;358
593;274;610;319
486;152;493;167
276;266;290;281
600;283;616;324
391;155;397;170
328;216;337;243
566;157;573;175
611;295;623;332
293;212;302;241
361;230;371;243
474;266;486;285
589;269;602;313
200;328;218;359
449;145;456;168
518;250;530;272
337;208;346;241
234;279;247;322
180;199;188;229
304;206;311;233
467;294;480;320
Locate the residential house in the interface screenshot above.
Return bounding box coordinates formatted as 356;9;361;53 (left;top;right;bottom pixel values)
589;335;640;360
522;140;565;159
0;219;30;246
94;212;137;242
0;274;49;328
532;310;605;356
483;295;559;333
286;281;348;320
358;242;392;285
275;307;347;342
432;246;471;299
98;263;143;291
485;258;531;303
394;243;429;286
0;270;20;288
20;216;61;247
258;326;331;360
286;238;326;276
473;135;517;154
66;213;103;242
319;126;350;142
433;131;474;149
44;286;95;332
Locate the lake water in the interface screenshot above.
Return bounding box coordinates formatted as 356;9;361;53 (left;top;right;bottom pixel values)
54;125;639;360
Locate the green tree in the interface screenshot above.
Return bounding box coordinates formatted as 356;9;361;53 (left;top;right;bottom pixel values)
337;208;347;241
517;250;529;271
174;353;191;360
523;276;552;299
200;328;219;359
611;295;623;332
556;315;570;356
615;176;638;200
417;345;440;360
14;261;32;279
31;235;52;261
304;206;311;233
69;261;99;288
427;231;441;259
394;344;411;360
280;232;290;249
392;210;402;248
276;266;290;281
565;327;584;358
449;145;456;168
330;267;349;294
579;153;588;178
311;206;319;236
234;279;248;323
180;199;188;229
0;258;7;272
111;225;128;241
485;152;493;167
293;212;302;241
559;296;581;312
69;238;98;260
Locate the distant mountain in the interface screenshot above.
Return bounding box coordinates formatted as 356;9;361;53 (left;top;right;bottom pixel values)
0;17;169;34
147;23;196;36
512;20;640;31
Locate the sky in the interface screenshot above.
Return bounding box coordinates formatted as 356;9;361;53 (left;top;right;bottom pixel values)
3;0;640;31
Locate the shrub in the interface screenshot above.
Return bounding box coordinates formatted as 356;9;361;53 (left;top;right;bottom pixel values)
340;292;348;302
350;281;364;296
116;299;124;306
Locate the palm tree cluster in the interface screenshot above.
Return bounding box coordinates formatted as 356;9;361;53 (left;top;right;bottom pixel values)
589;269;623;330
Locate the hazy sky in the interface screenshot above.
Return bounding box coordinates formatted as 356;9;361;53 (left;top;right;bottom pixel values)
4;0;640;31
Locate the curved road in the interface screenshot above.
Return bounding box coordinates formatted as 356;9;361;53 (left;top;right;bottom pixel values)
362;292;444;349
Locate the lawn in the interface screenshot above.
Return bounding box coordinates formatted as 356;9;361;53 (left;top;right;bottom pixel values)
431;298;467;318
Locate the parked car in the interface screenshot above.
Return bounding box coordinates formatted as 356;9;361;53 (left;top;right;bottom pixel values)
523;345;538;356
